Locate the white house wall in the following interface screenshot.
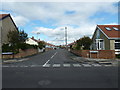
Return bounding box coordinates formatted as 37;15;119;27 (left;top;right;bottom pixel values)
26;38;38;45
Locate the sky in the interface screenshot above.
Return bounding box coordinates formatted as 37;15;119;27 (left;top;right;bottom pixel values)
0;0;119;45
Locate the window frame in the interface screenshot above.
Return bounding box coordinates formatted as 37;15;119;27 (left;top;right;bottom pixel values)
114;40;120;50
95;39;104;50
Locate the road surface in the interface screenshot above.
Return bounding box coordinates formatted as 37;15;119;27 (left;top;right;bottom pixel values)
2;49;118;88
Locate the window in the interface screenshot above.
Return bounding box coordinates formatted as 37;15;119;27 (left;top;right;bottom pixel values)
105;27;111;30
95;39;104;50
115;40;120;49
113;27;119;31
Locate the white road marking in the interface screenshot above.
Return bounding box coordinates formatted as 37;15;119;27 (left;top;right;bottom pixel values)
51;52;57;59
19;66;24;67
11;66;18;67
30;65;36;67
73;64;81;67
82;64;91;67
63;64;71;67
2;66;9;67
104;65;112;67
30;65;42;67
92;64;102;67
53;64;60;67
43;64;50;67
23;66;28;67
43;60;50;67
43;52;57;67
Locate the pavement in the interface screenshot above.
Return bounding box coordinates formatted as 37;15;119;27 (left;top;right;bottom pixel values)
2;58;29;63
70;54;119;67
2;49;119;88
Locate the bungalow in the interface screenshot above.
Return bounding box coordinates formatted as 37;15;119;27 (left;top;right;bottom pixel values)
0;14;18;45
26;37;46;52
26;36;38;46
91;25;120;54
45;42;56;50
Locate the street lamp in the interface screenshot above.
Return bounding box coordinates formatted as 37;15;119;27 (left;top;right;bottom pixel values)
37;32;40;40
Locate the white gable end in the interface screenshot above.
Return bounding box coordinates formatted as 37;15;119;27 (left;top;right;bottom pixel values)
26;38;38;45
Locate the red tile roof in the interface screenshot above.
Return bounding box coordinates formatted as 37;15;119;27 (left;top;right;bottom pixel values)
31;37;55;46
67;42;76;46
45;42;55;47
31;37;38;42
0;14;9;19
97;25;120;38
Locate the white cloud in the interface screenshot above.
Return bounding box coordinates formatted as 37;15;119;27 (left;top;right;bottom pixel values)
1;2;118;45
103;22;118;25
2;2;118;23
11;15;29;26
1;0;119;2
32;24;96;45
0;11;29;26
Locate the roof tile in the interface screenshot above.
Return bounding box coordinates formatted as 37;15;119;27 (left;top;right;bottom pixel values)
0;14;9;19
97;25;120;38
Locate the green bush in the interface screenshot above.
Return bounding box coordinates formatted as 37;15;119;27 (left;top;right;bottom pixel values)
116;54;120;58
18;43;38;50
2;44;12;52
2;44;19;54
2;43;38;53
76;36;92;50
75;44;81;50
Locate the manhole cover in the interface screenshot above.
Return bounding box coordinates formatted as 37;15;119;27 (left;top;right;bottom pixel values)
38;80;51;86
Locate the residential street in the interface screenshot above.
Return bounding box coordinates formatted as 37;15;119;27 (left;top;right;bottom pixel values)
2;49;118;88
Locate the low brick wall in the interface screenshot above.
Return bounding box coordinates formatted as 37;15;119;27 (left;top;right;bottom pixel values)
45;48;54;51
70;50;115;59
2;49;38;59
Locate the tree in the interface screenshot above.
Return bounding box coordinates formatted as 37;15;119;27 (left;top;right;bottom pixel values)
19;30;28;43
7;29;28;53
7;30;28;45
38;41;45;49
76;36;92;50
7;30;19;46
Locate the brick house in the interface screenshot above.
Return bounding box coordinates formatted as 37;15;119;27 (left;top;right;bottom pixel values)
0;14;18;45
91;25;120;54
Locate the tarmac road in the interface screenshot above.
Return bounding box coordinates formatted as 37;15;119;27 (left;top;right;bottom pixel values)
2;49;119;88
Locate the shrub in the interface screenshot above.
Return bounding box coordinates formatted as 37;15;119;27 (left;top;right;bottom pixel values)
116;54;120;58
2;44;12;52
2;44;19;54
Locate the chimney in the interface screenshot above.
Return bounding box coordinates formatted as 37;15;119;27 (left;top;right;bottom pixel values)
31;36;34;39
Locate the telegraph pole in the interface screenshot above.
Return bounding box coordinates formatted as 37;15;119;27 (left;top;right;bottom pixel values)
0;27;2;61
65;27;67;49
0;26;2;90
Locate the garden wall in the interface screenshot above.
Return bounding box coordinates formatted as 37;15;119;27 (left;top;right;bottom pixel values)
2;49;38;59
70;50;115;59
